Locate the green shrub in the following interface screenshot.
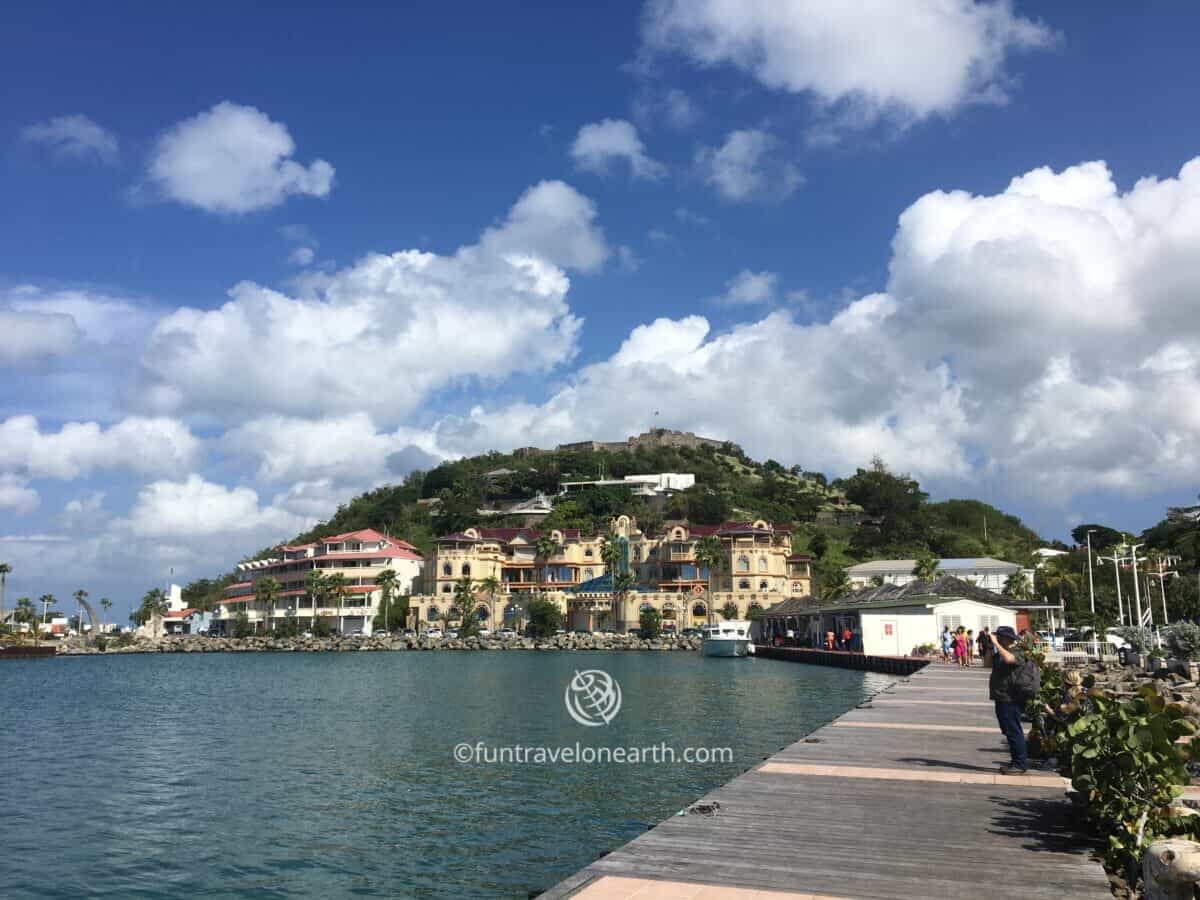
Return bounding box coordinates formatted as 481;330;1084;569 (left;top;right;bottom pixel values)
1062;683;1200;872
1113;625;1153;653
639;607;662;640
1163;623;1200;661
525;595;563;639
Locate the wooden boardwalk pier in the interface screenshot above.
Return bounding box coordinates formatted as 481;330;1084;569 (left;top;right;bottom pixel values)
542;664;1109;899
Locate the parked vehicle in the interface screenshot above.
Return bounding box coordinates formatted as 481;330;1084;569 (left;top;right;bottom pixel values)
425;628;443;639
477;627;492;638
497;628;517;638
681;627;702;638
402;628;416;637
444;629;459;639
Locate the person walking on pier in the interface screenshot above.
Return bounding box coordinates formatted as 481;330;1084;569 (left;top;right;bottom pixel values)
940;625;953;663
989;625;1029;775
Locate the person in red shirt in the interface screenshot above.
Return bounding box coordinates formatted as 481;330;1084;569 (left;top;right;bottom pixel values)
841;626;853;651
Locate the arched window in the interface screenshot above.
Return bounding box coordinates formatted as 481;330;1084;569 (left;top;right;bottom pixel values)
584;548;594;558
426;606;440;621
758;557;767;572
442;563;451;576
692;602;707;617
737;555;750;572
584;568;594;579
441;584;451;594
640;602;654;613
475;605;489;621
738;578;750;590
759;580;769;590
461;563;471;577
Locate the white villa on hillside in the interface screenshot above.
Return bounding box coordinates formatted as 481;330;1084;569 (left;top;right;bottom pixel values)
846;557;1023;592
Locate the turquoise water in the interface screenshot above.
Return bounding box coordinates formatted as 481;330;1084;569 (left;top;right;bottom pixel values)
0;652;890;898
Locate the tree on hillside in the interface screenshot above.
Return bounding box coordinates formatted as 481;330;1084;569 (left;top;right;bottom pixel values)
807;532;829;559
694;535;723;627
1070;524;1124;551
836;459;928;557
912;555;940;582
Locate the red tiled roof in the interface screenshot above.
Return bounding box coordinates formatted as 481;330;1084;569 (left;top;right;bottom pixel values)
164;608;199;619
319;528;418;549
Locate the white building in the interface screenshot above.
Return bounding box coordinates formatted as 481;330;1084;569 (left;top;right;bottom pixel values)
847;557;1022;592
558;473;695;497
758;576;1018;657
213;529;423;636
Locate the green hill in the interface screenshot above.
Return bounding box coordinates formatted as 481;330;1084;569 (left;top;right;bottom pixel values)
190;446;1044;604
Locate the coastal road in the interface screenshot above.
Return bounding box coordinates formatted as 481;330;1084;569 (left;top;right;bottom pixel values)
541;664;1109;899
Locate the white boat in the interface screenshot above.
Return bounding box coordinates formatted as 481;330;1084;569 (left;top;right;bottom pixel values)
701;621;755;657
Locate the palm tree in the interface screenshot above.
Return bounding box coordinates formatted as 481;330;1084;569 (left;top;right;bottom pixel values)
325;572;347;634
820;567;852;601
534;533;557;595
15;596;37;645
375;568;400;633
254;576;281;634
599;535;624;629
305;569;327;632
694;536;723;627
613;571;636;633
478;575;501;630
0;562;10;634
1003;571;1032;603
39;594;57;632
452;576;477;637
912;555;940;582
73;589;89;636
99;598;112;632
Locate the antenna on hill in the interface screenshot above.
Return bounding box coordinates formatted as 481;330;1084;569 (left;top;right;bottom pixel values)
983;516;988;546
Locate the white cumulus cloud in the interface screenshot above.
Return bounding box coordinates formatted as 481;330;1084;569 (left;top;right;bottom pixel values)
121;474;309;539
0;416;200;480
570;118;666;180
141;181;604;423
148;102;335;214
642;0;1054;125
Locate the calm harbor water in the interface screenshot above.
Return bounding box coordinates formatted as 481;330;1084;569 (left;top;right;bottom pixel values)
0;651;890;898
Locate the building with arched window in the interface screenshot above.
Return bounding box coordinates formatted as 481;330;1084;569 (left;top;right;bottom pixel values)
407;517;814;633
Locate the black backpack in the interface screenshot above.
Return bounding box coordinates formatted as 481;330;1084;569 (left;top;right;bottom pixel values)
1011;655;1041;702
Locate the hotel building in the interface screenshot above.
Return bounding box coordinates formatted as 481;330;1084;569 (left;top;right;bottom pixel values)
213;529;423;635
408;517;812;634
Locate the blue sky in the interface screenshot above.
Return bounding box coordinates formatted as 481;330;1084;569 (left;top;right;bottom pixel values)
3;1;1200;620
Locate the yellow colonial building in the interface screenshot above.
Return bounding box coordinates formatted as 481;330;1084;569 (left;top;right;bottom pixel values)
408;517;812;634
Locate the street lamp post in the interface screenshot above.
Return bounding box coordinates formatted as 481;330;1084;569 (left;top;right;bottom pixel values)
1128;543;1147;631
1097;551;1125;627
1086;530;1097;656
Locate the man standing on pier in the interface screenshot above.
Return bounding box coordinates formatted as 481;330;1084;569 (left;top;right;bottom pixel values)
988;626;1028;775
